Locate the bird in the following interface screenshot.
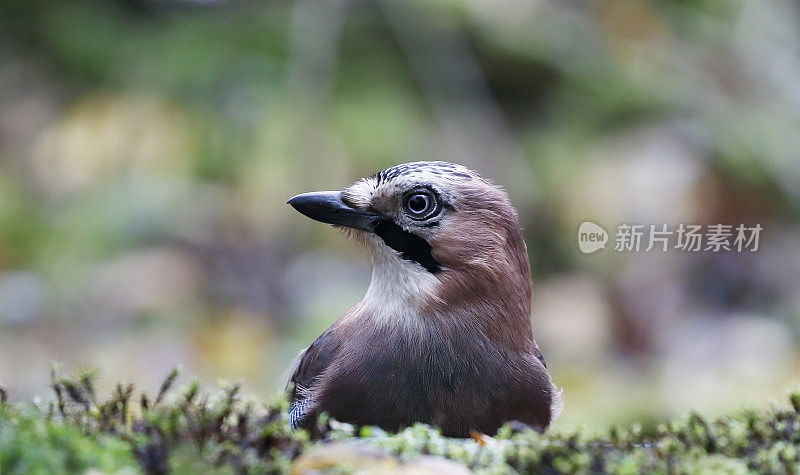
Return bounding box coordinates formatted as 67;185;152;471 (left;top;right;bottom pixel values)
285;161;560;437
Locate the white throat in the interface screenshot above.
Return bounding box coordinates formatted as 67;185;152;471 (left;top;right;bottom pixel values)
359;237;442;323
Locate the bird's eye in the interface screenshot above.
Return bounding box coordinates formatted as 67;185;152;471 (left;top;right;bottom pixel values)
403;190;439;220
408;194;429;213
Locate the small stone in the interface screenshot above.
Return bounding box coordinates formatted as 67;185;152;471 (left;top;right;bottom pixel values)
291;442;471;475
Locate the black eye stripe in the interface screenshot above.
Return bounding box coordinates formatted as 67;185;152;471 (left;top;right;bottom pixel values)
373;219;441;273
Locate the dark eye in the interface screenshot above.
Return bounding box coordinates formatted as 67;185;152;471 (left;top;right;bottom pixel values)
408;194;429;213
403;190;439;220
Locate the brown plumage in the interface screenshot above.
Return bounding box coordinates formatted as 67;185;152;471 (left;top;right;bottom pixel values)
286;161;560;437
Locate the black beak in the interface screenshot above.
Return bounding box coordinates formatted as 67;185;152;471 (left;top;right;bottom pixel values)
287;191;379;232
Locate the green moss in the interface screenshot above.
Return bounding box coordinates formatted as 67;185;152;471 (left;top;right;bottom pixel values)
1;373;799;473
0;405;137;474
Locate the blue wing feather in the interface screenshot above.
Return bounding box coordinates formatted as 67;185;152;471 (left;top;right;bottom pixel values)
289;398;310;429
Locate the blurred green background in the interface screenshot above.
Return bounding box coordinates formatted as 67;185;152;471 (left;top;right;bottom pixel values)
1;0;799;429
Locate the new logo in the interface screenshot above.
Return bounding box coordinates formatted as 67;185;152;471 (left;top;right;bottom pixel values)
578;221;608;254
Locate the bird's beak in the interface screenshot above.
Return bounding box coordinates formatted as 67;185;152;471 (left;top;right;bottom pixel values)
287;191;379;232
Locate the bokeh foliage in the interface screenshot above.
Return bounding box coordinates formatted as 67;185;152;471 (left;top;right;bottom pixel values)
1;0;799;428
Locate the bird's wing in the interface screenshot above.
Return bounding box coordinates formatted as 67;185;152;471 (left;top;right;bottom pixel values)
287;330;339;428
283;347;307;384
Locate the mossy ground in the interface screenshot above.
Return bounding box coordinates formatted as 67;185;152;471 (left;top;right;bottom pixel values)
1;370;799;474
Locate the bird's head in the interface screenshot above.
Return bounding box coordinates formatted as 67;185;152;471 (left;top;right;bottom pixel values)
288;162;533;344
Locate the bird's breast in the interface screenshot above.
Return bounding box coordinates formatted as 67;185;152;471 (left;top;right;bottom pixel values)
318;320;525;435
